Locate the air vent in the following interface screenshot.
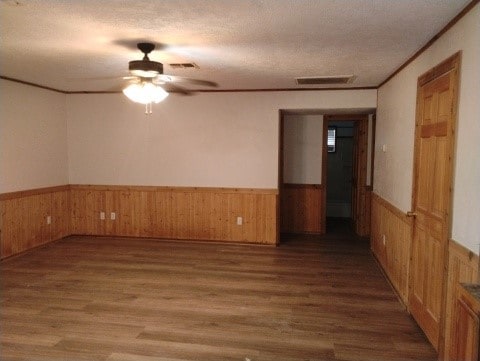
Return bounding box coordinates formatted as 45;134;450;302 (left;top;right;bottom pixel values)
295;75;356;85
169;63;199;69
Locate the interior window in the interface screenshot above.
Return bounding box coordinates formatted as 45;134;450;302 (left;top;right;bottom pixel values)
328;126;336;153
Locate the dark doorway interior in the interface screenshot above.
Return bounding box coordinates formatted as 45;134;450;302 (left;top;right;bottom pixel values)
326;121;355;235
325;217;355;239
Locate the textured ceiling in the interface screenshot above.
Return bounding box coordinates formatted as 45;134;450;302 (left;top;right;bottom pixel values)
0;0;470;92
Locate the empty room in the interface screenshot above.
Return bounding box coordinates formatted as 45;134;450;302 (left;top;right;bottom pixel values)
1;1;479;360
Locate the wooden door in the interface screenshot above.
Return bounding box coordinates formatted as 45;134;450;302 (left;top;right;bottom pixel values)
409;53;460;351
353;118;369;236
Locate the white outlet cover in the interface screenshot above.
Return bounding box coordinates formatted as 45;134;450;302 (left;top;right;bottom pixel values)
110;212;116;220
46;215;51;225
236;216;243;225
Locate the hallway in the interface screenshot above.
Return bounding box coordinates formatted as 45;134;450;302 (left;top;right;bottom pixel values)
1;233;436;360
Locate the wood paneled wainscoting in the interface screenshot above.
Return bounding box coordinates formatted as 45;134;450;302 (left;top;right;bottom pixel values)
0;185;70;258
371;192;480;359
280;183;325;234
1;185;278;259
70;185;278;245
444;240;479;361
371;193;412;304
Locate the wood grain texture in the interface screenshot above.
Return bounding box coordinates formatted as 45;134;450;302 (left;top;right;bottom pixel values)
1;188;70;259
352;117;370;237
371;193;412;304
451;288;480;361
0;234;437;361
2;185;278;259
444;239;479;360
371;195;480;358
355;186;372;237
410;52;460;352
280;184;324;234
70;185;277;245
51;190;71;241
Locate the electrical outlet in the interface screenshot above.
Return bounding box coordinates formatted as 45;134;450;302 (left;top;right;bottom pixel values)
382;234;386;245
236;216;243;226
100;211;105;220
46;215;51;225
110;212;116;220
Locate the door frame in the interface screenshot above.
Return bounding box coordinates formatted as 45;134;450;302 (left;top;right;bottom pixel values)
322;114;373;236
278;112;324;235
278;111;375;239
408;51;461;355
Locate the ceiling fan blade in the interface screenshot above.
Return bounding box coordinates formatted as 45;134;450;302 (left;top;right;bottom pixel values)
158;75;217;87
162;82;193;95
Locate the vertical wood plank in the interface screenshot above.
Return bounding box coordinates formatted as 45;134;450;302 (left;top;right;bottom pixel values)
1;185;279;259
371;193;412;304
280;184;323;234
444;240;479;360
1;189;63;258
51;190;70;240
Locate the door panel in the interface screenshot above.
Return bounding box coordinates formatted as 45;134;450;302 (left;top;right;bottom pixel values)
409;53;460;351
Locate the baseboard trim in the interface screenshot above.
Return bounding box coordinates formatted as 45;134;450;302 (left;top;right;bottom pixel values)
0;236;68;262
1;184;279;258
371;250;408;309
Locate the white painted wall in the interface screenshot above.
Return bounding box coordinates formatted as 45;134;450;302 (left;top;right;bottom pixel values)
283;114;323;184
375;4;480;253
0;79;68;193
66;90;376;189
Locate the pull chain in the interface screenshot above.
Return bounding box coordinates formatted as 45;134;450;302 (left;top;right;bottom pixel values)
144;103;153;115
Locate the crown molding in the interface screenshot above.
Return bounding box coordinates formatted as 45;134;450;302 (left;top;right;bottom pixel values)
378;0;479;88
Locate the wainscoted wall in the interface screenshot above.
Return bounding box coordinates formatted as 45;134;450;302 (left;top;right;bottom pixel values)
280;183;324;234
0;185;70;258
444;239;479;361
70;185;277;245
0;185;278;259
371;193;412;303
371;192;480;358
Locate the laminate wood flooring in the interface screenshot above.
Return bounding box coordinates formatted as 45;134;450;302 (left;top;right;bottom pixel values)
1;234;437;361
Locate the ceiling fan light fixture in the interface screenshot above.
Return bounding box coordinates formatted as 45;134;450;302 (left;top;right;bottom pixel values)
128;59;163;78
129;69;159;78
123;81;169;105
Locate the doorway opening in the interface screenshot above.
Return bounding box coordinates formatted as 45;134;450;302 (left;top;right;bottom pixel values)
278;110;375;241
323;114;374;238
325;120;355;235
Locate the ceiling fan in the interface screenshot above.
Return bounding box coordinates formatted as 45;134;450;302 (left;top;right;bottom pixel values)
122;42;217;113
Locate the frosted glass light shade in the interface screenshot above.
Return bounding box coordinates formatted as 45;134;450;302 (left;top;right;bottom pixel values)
123;82;169;104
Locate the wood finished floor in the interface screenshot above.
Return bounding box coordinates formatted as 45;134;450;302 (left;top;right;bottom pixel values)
1;230;436;361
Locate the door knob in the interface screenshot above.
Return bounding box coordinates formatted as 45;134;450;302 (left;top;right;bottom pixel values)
406;211;417;217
